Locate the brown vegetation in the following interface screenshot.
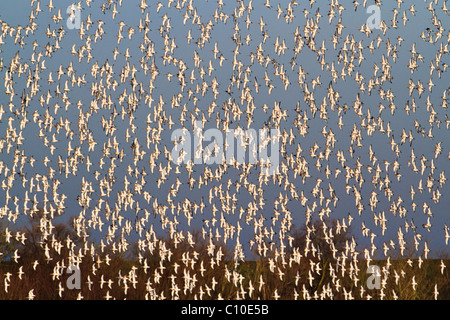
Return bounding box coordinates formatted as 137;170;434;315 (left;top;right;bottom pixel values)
0;215;448;300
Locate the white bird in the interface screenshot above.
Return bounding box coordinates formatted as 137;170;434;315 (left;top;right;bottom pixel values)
440;260;446;275
27;289;35;300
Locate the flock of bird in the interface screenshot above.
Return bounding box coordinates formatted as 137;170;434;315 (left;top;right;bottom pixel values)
0;0;448;300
